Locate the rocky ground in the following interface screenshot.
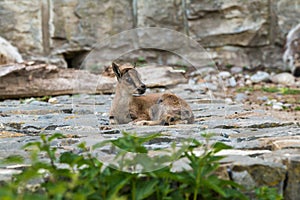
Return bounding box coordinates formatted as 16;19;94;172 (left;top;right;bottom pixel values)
0;65;299;199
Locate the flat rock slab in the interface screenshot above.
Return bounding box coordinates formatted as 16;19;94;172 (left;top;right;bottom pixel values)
0;63;115;99
0;89;299;198
0;64;187;99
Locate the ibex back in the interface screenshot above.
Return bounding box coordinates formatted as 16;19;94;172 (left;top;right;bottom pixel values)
109;63;194;125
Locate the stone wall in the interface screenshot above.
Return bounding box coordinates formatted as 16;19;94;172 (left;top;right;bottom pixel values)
0;0;300;70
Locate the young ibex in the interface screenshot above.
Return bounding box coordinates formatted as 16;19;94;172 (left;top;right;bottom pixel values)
109;62;194;125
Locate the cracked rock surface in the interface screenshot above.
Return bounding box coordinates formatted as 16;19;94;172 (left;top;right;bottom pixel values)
0;66;299;199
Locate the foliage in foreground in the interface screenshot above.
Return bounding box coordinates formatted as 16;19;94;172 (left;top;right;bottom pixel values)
0;132;282;200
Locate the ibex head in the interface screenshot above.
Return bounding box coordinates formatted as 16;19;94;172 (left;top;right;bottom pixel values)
112;62;146;95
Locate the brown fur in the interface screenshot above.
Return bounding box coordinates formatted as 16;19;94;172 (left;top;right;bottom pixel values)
109;63;194;125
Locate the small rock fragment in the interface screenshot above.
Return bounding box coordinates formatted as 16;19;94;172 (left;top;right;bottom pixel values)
245;79;252;85
219;71;231;79
235;93;247;102
228;77;237;87
225;98;233;104
230;66;243;74
272;102;283;110
48;97;58;104
257;96;268;101
250;71;270;83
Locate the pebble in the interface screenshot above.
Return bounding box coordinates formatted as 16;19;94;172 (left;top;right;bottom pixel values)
23;97;35;104
250;71;270;83
29;100;49;106
266;99;277;105
225;98;233;104
235;93;248;102
230;66;243;74
228;77;237;87
245;79;252;85
48;97;58;104
283;103;292;108
270;72;295;86
219;71;232;79
272;102;283;110
198;83;218;91
257;96;268;101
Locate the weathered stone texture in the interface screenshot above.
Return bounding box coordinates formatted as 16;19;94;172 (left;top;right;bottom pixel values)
0;0;43;56
0;0;300;69
274;0;300;45
284;156;300;200
137;0;184;32
51;0;134;55
263;150;300;200
187;0;270;47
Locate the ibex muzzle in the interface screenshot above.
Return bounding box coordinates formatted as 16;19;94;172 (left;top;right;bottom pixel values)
109;62;194;125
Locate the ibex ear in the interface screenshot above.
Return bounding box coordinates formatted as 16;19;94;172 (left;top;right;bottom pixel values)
112;62;122;81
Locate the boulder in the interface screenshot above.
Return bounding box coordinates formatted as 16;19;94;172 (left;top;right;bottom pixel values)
0;0;43;57
137;0;184;32
187;0;270;47
0;63;116;99
223;155;286;189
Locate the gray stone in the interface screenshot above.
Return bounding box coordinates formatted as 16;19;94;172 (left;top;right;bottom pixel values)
187;0;270;47
260;150;300;200
137;0;184;32
272;102;284;110
0;0;43;57
218;71;231;79
257;96;269;101
138;65;188;87
271;72;296;85
284;156;300;200
223;155;286;190
228;77;237;87
51;0;134;68
235;93;247;103
0;0;291;70
230;66;243;74
250;71;270;83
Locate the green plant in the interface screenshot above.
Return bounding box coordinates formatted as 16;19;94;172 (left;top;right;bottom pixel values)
236;87;254;93
262;87;279;93
225;64;234;69
237;86;300;96
280;88;300;95
255;186;283;200
0;132;282;200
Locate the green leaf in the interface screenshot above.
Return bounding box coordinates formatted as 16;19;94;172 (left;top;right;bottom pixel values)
48;133;65;141
23;141;41;150
106;173;132;200
135;179;158;200
202;176;227;197
212;142;232;153
59;152;82;166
